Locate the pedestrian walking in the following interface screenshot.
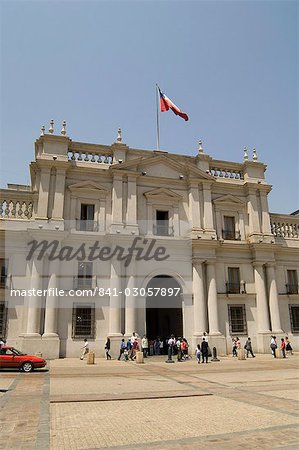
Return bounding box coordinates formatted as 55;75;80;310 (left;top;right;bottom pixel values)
232;337;238;357
176;337;182;361
196;344;201;364
167;335;176;360
270;336;277;357
285;336;293;355
159;338;164;355
141;335;149;358
181;338;189;360
280;338;286;358
201;337;209;363
154;338;160;355
105;337;112;360
244;337;255;358
118;338;126;360
130;339;140;360
80;338;89;360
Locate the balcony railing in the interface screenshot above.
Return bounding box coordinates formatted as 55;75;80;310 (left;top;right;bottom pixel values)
222;230;241;240
153;224;174;236
286;284;299;295
226;282;246;294
270;214;299;238
76;220;98;232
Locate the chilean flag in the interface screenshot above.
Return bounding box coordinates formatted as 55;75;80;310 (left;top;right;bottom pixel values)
158;86;189;121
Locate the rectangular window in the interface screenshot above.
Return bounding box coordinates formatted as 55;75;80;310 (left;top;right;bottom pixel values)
77;262;93;289
79;204;95;231
155;210;170;236
287;270;298;294
223;216;239;240
0;302;7;338
0;258;8;288
72;303;95;339
228;304;247;335
227;267;240;294
289;305;299;333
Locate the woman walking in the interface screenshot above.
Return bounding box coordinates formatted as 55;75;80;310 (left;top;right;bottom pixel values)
105;337;112;360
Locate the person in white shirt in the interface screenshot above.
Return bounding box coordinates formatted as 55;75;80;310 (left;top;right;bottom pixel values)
130;332;137;344
80;339;89;360
141;335;148;358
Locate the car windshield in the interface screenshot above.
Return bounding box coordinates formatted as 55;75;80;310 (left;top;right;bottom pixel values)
11;348;25;356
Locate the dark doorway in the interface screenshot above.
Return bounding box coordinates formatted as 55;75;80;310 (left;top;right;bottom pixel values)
146;275;183;341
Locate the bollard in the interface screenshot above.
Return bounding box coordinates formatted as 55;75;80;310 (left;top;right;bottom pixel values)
87;351;95;364
211;346;220;362
275;348;282;359
238;348;246;360
135;351;144;364
35;352;43;358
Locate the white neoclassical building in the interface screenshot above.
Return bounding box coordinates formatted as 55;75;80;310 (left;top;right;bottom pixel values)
0;122;298;358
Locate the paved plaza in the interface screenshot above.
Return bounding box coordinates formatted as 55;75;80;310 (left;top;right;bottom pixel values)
0;354;298;449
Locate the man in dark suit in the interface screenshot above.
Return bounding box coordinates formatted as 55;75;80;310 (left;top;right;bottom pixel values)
201;337;209;363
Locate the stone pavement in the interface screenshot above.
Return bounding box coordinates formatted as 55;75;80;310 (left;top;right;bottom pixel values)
0;354;298;449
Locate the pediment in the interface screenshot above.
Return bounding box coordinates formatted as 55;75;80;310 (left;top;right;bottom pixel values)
111;154;214;181
68;181;109;195
144;187;182;201
213;194;245;206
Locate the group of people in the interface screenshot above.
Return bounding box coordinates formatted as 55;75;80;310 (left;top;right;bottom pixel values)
232;337;255;358
79;333;295;361
270;336;293;358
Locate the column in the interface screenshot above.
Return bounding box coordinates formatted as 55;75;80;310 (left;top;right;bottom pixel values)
125;259;138;335
260;191;272;235
43;259;59;336
36;168;51;219
109;259;122;336
52;169;66;219
202;182;214;231
206;261;221;335
70;195;77;230
26;258;42;336
215;209;222;239
112;174;123;224
173;206;179;236
266;263;283;333
189;183;201;230
247;190;261;234
126;175;137;225
253;262;271;333
193;260;207;335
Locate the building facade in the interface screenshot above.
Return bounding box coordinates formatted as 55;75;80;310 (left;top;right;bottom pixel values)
0;123;298;358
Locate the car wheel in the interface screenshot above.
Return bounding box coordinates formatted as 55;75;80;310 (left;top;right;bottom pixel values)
22;362;34;373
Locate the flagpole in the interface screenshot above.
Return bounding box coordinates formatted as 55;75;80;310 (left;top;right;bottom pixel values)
155;83;160;151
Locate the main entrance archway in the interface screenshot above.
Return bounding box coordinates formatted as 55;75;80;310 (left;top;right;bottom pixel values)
146;275;183;341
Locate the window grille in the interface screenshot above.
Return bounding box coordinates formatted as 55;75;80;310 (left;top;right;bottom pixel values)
72;303;95;339
228;304;247;335
289;305;299;333
0;302;7;338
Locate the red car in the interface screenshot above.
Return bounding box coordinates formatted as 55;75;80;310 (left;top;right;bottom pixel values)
0;346;47;372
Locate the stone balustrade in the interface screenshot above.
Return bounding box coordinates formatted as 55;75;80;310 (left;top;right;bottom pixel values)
68;150;113;164
209;166;244;180
0;199;33;219
270;214;299;238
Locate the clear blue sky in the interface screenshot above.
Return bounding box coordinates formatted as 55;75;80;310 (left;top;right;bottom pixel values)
0;0;298;214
